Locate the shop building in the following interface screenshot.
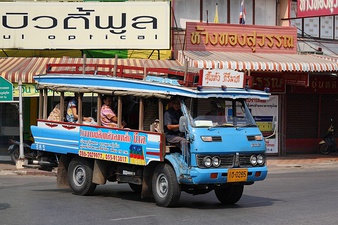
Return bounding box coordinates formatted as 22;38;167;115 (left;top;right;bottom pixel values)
1;0;338;156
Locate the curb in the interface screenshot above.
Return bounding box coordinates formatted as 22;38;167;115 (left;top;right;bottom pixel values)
0;168;57;176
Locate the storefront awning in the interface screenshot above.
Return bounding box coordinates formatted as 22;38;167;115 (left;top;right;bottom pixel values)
177;51;338;72
0;57;184;83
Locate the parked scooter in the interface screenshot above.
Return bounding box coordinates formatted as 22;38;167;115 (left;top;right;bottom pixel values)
319;119;337;155
8;138;59;171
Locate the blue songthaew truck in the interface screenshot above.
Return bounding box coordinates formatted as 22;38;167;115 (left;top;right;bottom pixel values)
30;63;270;207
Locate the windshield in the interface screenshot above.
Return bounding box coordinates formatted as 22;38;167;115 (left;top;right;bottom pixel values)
183;98;257;128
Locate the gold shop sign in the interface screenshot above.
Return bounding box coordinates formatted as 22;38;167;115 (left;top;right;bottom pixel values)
186;22;297;54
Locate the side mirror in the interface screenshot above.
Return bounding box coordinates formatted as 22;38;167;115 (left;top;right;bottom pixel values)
179;116;188;133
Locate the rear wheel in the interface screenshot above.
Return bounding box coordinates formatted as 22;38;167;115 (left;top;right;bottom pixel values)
319;143;330;155
152;163;181;207
68;157;97;196
214;184;244;204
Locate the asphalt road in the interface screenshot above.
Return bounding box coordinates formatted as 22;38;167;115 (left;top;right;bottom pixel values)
1;167;338;225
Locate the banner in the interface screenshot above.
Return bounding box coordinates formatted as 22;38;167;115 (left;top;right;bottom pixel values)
247;95;278;154
0;2;170;49
297;1;338;18
186;22;297;53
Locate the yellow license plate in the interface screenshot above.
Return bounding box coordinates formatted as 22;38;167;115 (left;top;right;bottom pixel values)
228;169;248;182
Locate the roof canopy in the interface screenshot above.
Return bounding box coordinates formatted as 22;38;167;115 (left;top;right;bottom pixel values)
178;51;338;73
0;57;184;83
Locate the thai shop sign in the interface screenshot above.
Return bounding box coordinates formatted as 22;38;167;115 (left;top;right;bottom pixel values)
185;22;297;54
202;69;245;88
0;2;170;49
297;1;338;18
12;83;96;97
251;72;309;93
0;77;13;102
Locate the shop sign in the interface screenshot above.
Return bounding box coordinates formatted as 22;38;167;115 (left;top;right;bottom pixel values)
247;95;279;154
252;74;286;93
186;22;297;54
297;0;338;18
284;73;309;86
291;75;338;94
202;69;245;88
251;73;309;93
0;77;13;102
0;2;170;49
12;83;94;97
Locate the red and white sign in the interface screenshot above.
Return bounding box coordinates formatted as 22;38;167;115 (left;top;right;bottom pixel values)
202;69;245;88
297;0;338;18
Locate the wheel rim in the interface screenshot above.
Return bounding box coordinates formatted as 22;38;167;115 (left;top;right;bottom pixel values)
156;173;168;198
73;165;86;187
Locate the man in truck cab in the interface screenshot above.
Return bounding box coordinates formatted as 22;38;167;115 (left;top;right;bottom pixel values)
164;98;187;152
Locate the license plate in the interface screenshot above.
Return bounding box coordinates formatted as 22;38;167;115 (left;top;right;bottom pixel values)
228;169;248;182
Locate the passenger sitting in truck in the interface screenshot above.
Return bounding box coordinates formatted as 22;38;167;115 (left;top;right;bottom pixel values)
100;95;118;127
48;103;62;121
164;98;187;150
48;97;71;121
66;94;92;123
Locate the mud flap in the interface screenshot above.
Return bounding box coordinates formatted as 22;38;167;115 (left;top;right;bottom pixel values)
92;160;109;185
57;155;71;188
141;164;155;199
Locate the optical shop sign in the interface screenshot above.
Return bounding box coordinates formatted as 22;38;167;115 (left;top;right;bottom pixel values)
247;95;278;154
0;2;170;49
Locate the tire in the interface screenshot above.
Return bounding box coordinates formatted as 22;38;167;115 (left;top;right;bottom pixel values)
10;147;20;165
319;143;330;155
68;157;97;196
129;183;142;193
152;163;181;207
214;184;244;204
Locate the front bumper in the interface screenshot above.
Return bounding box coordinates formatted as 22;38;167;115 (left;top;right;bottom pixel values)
179;166;268;185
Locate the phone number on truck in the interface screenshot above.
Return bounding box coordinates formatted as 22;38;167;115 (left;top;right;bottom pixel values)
79;150;128;163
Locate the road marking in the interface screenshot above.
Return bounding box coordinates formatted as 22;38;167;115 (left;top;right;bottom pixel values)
110;215;156;221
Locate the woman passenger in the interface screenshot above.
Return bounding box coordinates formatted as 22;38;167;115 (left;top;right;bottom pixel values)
100;95;118;128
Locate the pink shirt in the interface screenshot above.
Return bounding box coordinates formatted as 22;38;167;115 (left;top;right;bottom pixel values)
100;105;117;127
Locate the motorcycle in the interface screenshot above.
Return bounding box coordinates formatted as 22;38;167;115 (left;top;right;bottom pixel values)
8;138;59;171
319;119;337;155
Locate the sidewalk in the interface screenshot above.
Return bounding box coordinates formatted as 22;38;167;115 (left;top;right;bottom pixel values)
267;154;338;170
0;161;57;176
0;154;337;176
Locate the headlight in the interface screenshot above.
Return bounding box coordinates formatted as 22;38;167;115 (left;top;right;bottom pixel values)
201;136;213;142
203;156;212;167
212;156;221;167
255;135;263;141
257;154;265;165
250;155;257;166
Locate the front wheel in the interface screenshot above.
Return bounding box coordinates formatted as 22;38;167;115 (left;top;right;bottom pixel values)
152;163;181;207
319;143;330;155
214;184;244;204
68;157;97;196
